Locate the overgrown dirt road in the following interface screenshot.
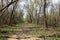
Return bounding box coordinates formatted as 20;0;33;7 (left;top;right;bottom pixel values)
1;23;60;40
7;24;44;40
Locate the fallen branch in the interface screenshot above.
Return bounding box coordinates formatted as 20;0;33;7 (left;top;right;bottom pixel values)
0;0;18;12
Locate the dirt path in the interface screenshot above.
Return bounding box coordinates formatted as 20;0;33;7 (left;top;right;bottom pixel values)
7;24;44;40
8;35;43;40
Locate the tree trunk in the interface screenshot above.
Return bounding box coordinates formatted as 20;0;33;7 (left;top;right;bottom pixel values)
43;0;48;28
9;0;17;25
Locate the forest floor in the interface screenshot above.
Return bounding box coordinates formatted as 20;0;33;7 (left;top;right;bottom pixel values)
0;23;60;40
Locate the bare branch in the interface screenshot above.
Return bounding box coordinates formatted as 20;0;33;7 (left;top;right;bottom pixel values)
0;0;18;12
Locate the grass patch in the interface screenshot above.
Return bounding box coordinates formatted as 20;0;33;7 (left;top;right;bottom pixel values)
0;23;60;40
0;23;25;36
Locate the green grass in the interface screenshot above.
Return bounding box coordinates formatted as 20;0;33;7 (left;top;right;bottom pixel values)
0;23;25;40
0;23;60;40
0;38;5;40
0;23;25;36
45;37;60;40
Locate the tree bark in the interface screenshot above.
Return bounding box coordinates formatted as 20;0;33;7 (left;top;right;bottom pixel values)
43;0;48;28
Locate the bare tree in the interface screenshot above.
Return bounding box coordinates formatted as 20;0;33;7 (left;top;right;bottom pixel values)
0;0;18;12
43;0;48;28
9;0;18;25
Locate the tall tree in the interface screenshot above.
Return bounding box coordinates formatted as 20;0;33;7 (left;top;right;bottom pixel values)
9;0;18;25
43;0;48;28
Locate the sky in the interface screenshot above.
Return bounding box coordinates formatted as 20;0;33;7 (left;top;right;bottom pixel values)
19;0;60;18
18;0;30;18
48;0;60;13
0;0;60;18
52;0;60;4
